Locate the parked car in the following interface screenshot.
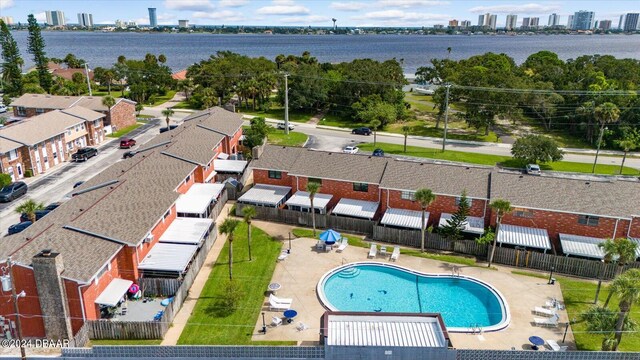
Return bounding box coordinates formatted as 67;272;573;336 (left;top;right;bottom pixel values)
372;148;385;157
352;127;372;136
159;125;179;133
73;181;85;189
526;164;541;175
0;181;28;202
277;122;295;130
8;221;32;235
119;137;136;149
72;147;98;161
19;202;61;222
0;104;7;113
343;145;359;154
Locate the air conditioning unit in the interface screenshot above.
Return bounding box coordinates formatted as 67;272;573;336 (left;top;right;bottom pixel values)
144;234;154;243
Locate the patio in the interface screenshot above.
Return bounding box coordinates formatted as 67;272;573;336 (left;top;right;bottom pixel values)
112;298;166;322
250;223;574;350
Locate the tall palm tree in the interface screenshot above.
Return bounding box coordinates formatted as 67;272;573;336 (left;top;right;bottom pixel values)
161;108;175;128
401;125;410;153
600;238;638;307
242;206;256;261
102;95;116;125
414;188;436;252
610;269;640;350
580;306;619;351
593;102;620;173
370;120;381;147
487;199;512;268
219;218;240;280
306;181;321;236
615;137;637;175
15;199;44;223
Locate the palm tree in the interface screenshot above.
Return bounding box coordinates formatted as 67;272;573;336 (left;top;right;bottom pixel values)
487;199;512;268
242;206;256;261
593;102;620;173
219;218;240;280
401;125;410;153
610;269;640;350
15;199;44;223
161;108;175;128
615;137;637;175
102;95;116;125
600;238;638;307
414;188;436;252
104;69;114;95
581;306;619;351
446;47;452;59
306;181;321;236
370;120;381;147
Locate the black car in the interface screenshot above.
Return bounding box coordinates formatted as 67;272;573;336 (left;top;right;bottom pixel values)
8;221;33;235
352;127;372;136
72;147;98;161
122;151;136;159
159;125;179;133
19;202;61;222
372;148;385;157
0;181;28;202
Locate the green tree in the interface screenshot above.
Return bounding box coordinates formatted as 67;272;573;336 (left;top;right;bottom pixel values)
158;54;167;64
415;188;436;252
27;14;52;92
401;124;410;152
135;103;144;116
306;181;320;236
0;20;24;97
487;199;512;268
243;117;269;149
610;269;640;350
440;190;470;240
219;218;240;280
600;238;639;307
102;95;116;123
511;134;564;164
580;306;626;351
14;199;44;223
242;206;256;261
370;119;381;147
614;129;639;174
161;108;174;128
593;102;621;172
0;173;12;187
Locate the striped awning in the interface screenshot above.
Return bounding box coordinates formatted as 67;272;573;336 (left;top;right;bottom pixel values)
560;233;606;259
497;224;551;250
438;213;485;234
381;208;427;230
331;198;379;219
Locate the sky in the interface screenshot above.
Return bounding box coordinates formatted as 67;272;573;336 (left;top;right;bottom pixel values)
1;0;639;27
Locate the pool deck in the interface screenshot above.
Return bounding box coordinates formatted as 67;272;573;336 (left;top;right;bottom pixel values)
250;220;574;350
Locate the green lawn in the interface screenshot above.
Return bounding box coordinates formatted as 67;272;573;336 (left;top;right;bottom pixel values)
358;143;640;176
148;91;177;106
178;223;294;345
136;114;154;119
240;107;314;123
107;123;143;138
89;340;162;346
511;270;640;351
171;101;196;110
386;121;500;143
267;130;308;147
317;112;367;128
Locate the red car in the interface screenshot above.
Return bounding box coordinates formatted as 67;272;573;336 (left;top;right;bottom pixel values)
120;137;136;149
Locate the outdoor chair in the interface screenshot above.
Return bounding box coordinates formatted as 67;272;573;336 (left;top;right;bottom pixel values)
368;244;377;258
390;246;400;261
379;246;388;257
336;238;349;252
270;294;293;305
269;297;292;311
533;314;559;327
545;298;565;310
533;306;556;317
296;322;309;331
271;316;283;327
277;251;289;262
546;339;568;351
316;241;324;251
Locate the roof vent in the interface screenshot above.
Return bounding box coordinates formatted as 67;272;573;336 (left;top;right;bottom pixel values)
79;208;84;212
40;249;53;257
585;182;590;185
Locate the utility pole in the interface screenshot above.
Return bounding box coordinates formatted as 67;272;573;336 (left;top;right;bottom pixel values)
284;73;290;135
592;124;605;173
6;257;26;360
83;63;92;96
441;83;451;153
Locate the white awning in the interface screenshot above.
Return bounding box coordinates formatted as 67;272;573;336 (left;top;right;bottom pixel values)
204;170;217;183
217;152;229;160
138;243;198;273
95;278;133;307
285;191;333;210
331;198;379;219
438;213;485;234
326;314;447;347
159;218;213;245
214;159;247;173
176;183;224;215
381;208;427;230
238;184;291;207
631;238;640;260
497;224;551;250
559;233;605;259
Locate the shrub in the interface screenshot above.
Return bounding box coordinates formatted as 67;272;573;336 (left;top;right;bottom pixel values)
0;173;12;187
24;169;33;178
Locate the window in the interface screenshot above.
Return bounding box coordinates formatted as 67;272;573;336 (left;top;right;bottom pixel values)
353;183;368;192
67;142;74;150
455;197;473;206
16;107;26;116
308;178;322;185
66;129;72;136
268;170;282;179
8;149;18;161
163;208;171;221
81;123;85;130
578;215;599;226
401;191;415;200
514;208;534;218
36;108;45;114
185;174;191;183
93;120;100;127
94;264;109;284
75;125;80;132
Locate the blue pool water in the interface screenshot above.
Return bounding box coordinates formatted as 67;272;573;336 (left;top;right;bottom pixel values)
320;264;507;330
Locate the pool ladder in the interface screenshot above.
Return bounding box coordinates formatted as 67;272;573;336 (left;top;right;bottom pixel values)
451;266;460;277
469;323;483;335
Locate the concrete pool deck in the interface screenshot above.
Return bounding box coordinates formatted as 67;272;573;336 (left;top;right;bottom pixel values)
250;220;574;350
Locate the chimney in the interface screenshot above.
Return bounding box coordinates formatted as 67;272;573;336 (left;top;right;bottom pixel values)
32;249;73;341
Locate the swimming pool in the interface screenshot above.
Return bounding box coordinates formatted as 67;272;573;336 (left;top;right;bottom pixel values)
317;262;510;332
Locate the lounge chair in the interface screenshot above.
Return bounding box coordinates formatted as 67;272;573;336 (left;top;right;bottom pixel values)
390;246;400;261
296;322;309;331
316;241;324;250
533;306;557;317
546;298;565;310
277;251;289;262
268;294;292;310
533;314;559;327
379;246;388;257
546;339;568;351
337;238;349;252
368;244;377;258
271;316;283;327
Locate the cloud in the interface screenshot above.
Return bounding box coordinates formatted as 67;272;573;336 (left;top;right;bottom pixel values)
193;10;244;22
272;0;296;5
351;9;450;26
329;2;367;12
164;0;213;11
256;3;310;15
376;0;449;8
0;0;14;10
468;3;561;14
218;0;248;7
279;15;331;24
34;12;47;23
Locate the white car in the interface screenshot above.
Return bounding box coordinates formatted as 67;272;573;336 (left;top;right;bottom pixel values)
526;164;541;175
0;104;7;113
277;122;295;130
342;145;359;154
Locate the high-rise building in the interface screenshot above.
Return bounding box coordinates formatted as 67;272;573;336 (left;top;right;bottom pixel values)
478;13;496;29
598;20;612;30
530;17;540;28
548;13;560;27
618;14;625;29
460;20;471;28
623;13;639;31
522;17;530;28
77;13;93;27
505;14;518;30
178;20;189;28
572;10;595;30
478;14;485;26
448;19;459;27
0;16;13;25
567;15;574;28
148;8;158;27
45;11;66;26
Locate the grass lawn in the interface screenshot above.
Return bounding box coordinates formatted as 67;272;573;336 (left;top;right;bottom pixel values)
511;270;640;351
89;340;162;346
148;91;177;107
317;112;367;129
107;123;143;138
136;114;154;119
170;101;196;110
386;120;500;143
267;130;308;147
240;107;314;123
178;223;294;345
358;143;640;176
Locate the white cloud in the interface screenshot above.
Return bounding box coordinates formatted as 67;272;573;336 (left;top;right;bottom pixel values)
273;0;296;5
164;0;213;11
0;0;14;10
218;0;248;7
279;15;331;24
34;12;46;23
352;9;450;26
256;4;310;15
468;3;561;14
193;10;244;22
376;0;449;8
329;2;367;12
158;13;177;21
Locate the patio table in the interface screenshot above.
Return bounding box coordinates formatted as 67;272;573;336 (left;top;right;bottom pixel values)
268;282;282;295
283;309;298;324
529;336;544;350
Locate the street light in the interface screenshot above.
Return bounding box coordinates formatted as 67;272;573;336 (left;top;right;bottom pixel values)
548;266;555;285
259;312;267;334
562;321;571;343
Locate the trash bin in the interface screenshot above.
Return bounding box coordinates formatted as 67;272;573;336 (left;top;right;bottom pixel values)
550;278;556;285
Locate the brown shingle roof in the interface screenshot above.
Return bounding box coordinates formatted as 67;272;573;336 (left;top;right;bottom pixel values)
52;68;94;81
159;121;225;166
183;107;243;136
10;94;135;111
0;137;22;153
249;145;301;172
0;108;94;146
74;96;135;112
61;105;106;121
380;160;492;199
491;172;640;219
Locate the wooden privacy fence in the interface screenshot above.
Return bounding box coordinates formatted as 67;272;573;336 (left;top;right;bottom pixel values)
88;319;168;340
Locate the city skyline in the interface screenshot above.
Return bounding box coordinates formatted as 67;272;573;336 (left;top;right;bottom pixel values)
0;0;638;27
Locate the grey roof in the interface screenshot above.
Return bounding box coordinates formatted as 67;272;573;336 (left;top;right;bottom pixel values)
182;107;244;136
0;137;22;153
61;105;106;121
10;94;134;111
74;96;135;111
0;109;91;146
380;159;492;199
159;120;225;166
491;172;640;219
250;145;302;172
